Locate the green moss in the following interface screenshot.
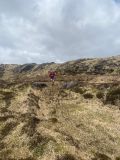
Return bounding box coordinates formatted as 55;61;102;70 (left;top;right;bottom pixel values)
54;143;66;153
33;137;55;157
33;142;47;157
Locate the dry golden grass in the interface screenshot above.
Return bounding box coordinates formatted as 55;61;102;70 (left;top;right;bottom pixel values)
0;80;120;160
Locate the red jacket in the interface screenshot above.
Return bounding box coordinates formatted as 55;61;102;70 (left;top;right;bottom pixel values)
48;71;56;78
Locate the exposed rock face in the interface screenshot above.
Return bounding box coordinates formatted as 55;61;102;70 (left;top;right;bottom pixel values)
33;62;55;71
14;63;37;73
14;62;56;73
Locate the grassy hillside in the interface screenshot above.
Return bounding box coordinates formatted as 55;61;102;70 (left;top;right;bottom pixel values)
0;56;120;160
57;56;120;75
0;56;120;82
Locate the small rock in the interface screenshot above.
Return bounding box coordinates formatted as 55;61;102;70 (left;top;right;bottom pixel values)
62;81;78;89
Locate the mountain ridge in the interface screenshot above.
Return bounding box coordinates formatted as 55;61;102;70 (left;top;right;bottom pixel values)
0;55;119;82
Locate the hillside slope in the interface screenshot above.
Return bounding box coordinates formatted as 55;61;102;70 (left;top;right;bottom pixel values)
57;55;120;75
0;56;120;160
0;81;120;160
0;56;120;81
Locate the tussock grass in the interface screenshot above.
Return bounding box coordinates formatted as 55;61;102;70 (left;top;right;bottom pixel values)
105;87;120;106
92;153;112;160
0;121;17;139
96;91;104;99
56;154;77;160
83;93;94;99
0;81;120;160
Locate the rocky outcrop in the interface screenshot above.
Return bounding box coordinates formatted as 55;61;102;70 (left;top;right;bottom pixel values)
14;63;36;73
33;62;55;71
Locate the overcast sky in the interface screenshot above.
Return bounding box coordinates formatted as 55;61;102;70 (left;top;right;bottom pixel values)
0;0;120;64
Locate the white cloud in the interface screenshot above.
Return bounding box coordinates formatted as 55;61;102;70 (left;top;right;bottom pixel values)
0;0;120;63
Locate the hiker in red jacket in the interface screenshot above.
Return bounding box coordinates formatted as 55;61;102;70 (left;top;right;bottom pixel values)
48;70;56;84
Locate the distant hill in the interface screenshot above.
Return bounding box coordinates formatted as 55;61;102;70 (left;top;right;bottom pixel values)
0;56;119;81
57;55;120;75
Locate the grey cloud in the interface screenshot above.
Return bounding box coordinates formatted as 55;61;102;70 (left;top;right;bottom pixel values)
0;0;37;19
0;0;120;64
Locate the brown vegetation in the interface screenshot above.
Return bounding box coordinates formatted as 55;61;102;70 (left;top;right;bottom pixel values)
0;56;120;160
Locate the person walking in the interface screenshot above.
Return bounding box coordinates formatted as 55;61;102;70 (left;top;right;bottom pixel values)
48;70;56;85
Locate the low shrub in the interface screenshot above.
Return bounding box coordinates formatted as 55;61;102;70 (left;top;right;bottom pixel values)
33;143;46;157
56;154;76;160
92;153;111;160
105;87;120;105
96;91;104;99
1;122;17;139
50;118;58;123
72;87;86;94
83;93;93;99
